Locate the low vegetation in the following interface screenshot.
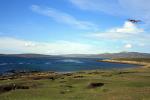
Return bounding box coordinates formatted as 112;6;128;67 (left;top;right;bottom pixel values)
0;58;150;100
114;58;150;63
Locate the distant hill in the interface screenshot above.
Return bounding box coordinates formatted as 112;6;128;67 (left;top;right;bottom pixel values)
98;52;150;58
0;52;150;58
62;52;150;58
0;54;58;58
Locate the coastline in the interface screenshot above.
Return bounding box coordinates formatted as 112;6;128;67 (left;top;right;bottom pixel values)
1;58;150;77
99;59;150;68
0;59;149;80
0;58;150;100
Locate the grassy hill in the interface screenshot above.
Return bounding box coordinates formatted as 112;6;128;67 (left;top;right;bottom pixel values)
1;52;150;58
114;58;150;63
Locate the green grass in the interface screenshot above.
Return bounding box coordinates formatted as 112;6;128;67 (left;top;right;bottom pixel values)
0;59;150;100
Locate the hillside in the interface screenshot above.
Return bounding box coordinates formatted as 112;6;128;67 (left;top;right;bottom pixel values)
0;54;58;58
62;52;150;58
0;52;150;58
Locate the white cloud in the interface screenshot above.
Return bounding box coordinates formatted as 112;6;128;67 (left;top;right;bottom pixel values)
25;42;36;47
0;37;100;54
89;21;145;40
69;0;150;27
31;5;98;30
119;0;150;16
69;0;122;15
124;44;132;49
109;21;144;34
69;0;150;51
87;21;150;49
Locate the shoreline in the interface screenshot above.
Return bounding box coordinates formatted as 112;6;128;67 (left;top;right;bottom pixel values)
0;59;150;99
99;59;150;68
0;59;149;80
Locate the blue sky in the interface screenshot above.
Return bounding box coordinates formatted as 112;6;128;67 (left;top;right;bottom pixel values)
0;0;150;54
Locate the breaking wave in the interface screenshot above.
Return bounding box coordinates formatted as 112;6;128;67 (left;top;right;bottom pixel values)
59;59;83;63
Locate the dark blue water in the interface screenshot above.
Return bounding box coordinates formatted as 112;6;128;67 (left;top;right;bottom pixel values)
0;57;139;74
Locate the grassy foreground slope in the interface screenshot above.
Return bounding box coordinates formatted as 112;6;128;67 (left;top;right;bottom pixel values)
0;58;150;100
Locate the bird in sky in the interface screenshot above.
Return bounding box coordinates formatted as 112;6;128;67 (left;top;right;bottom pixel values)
128;19;142;24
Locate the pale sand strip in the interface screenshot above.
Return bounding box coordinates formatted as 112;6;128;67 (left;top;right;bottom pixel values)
100;59;150;68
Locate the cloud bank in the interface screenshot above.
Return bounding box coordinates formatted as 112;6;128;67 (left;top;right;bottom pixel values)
89;21;145;39
88;21;150;48
0;37;100;54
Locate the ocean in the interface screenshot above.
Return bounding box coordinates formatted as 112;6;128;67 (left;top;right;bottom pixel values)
0;57;139;74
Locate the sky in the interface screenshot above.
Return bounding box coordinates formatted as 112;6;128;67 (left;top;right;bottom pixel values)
0;0;150;54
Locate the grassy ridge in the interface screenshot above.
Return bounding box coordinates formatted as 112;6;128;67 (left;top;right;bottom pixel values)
113;58;150;63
